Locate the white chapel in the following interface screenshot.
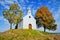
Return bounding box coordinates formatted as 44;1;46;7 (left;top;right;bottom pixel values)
18;8;36;29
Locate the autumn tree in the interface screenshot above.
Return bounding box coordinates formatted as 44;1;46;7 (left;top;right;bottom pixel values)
35;6;57;32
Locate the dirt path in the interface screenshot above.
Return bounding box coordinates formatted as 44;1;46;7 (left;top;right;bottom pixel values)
48;34;60;40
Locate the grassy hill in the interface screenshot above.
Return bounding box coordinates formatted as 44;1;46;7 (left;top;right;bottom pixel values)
0;32;2;34
0;29;52;40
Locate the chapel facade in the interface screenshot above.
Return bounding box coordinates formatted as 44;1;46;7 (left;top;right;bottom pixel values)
18;8;36;29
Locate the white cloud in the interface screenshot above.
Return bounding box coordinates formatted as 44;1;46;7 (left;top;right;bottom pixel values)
5;0;14;4
0;16;3;20
48;1;52;4
0;1;9;9
0;16;7;22
20;0;24;3
28;4;34;8
0;0;20;9
0;16;9;32
50;8;54;12
23;6;26;9
31;1;36;4
53;23;60;33
52;8;60;33
25;0;29;3
32;9;37;16
0;16;16;32
0;0;26;10
12;0;18;3
54;8;60;19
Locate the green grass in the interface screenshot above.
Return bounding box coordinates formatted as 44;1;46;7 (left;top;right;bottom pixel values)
39;30;50;34
0;29;52;40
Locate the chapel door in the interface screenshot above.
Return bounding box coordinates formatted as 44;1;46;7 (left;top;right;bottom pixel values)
29;24;32;29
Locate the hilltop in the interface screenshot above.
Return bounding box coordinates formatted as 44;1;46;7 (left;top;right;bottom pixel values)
0;29;55;40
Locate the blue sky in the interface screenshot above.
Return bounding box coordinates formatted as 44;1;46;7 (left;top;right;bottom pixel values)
0;0;60;33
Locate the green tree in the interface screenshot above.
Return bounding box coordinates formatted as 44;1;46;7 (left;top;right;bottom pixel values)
9;3;23;29
3;10;14;29
35;6;57;32
3;3;23;29
13;10;23;29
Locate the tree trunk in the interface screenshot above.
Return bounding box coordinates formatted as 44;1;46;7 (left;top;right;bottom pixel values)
15;24;18;29
10;23;12;29
44;26;46;32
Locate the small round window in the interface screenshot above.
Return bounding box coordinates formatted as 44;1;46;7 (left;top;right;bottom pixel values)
29;16;31;18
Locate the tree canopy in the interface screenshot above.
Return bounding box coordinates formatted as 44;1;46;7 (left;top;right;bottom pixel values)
35;6;57;32
3;3;23;29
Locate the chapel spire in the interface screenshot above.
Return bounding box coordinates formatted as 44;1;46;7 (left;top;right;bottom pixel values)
27;8;31;15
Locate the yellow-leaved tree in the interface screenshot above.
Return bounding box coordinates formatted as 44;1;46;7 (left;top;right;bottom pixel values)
3;3;23;29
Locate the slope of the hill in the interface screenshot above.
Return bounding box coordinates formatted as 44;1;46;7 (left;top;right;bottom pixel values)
0;29;52;40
